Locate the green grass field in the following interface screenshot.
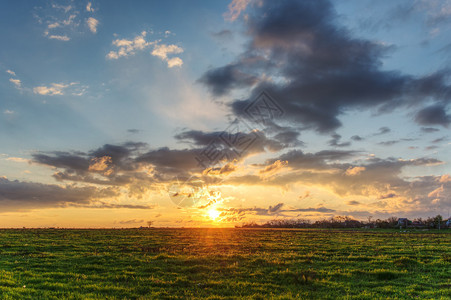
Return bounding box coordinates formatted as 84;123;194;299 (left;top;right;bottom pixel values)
0;228;450;299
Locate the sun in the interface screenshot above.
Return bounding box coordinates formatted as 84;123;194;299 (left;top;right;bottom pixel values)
207;208;221;221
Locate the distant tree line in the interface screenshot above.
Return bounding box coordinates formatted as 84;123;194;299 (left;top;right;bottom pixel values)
237;215;450;229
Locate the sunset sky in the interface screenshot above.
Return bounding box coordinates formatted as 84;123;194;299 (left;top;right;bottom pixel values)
1;0;451;227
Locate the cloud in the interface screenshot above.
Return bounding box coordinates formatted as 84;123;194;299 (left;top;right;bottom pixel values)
415;0;451;25
203;162;238;176
428;185;444;198
6;70;16;76
118;219;144;225
415;105;451;127
439;174;451;183
378;140;399;146
48;22;60;29
47;35;70;41
151;44;183;60
9;78;21;89
225;150;446;214
432;136;447;143
31;142;201;189
6;157;29;163
273;149;358;171
298;191;310;201
36;2;99;41
224;0;253;21
345;166;366;176
223;203;336;219
351;135;364;141
200;0;451;133
33;83;73;95
212;29;233;40
106;31;153;59
268;202;284;213
127;129;141;134
106;31;183;67
151;44;184;68
86;2;94;12
374;127;391;136
379;193;396;199
167;57;183;68
174;127;293;162
12;132;451;219
0;177;117;212
89;156;113;175
62;14;76;26
86;17;99;33
3;110;14;115
259;160;288;178
328;134;351;147
198;65;258;96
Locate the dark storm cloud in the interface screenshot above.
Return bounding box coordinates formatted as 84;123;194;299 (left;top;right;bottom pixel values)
174;130;219;146
0;177;117;212
199;0;451;132
92;142;147;169
415;105;451;127
272;129;303;147
31;142;205;187
174;128;295;155
198;64;258;96
33;152;90;172
274;149;358;170
33;142;148;174
136;147;200;176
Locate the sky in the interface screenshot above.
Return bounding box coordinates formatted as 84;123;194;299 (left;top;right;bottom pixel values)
1;0;451;228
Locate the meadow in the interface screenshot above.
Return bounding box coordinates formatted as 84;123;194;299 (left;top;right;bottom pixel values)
0;228;450;299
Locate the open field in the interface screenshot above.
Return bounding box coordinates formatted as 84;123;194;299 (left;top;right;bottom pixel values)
0;228;450;299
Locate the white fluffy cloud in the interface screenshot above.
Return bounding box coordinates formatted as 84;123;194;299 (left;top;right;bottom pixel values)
107;31;184;68
33;82;82;96
37;2;99;41
9;78;22;89
106;31;154;59
86;2;94;12
47;34;70;41
6;70;16;76
224;0;252;21
167;57;183;68
86;17;99;33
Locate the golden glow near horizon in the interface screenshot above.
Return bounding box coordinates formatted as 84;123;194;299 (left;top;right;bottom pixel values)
207;207;221;221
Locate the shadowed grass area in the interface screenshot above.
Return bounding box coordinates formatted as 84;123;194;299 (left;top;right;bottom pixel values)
0;228;450;299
